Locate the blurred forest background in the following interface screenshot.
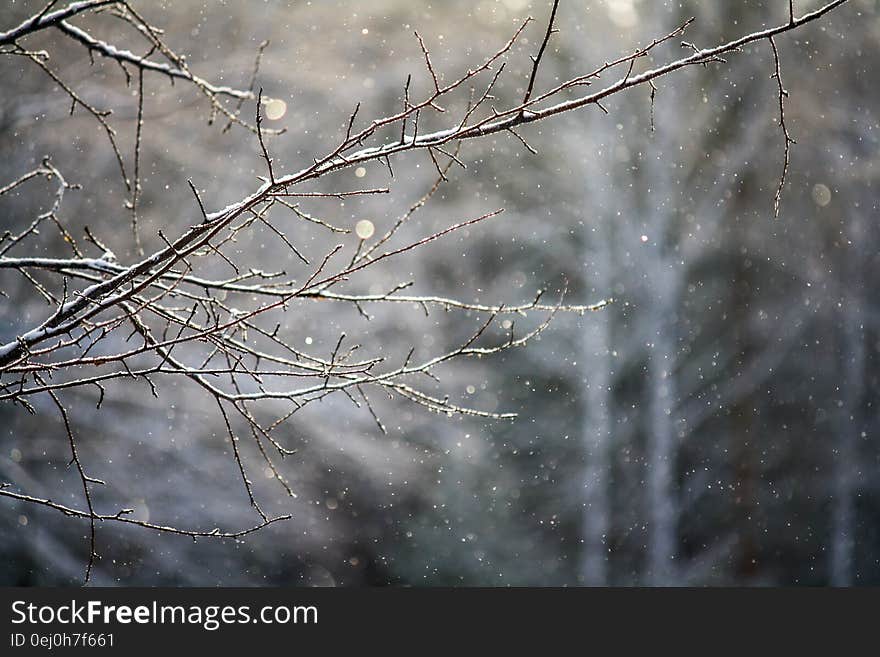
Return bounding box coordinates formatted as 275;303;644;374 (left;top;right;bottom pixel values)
1;0;878;586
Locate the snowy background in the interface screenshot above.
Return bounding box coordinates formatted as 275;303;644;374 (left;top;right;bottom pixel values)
1;0;878;585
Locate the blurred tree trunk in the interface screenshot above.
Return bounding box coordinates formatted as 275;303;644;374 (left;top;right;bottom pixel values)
830;214;865;586
730;247;760;581
579;233;613;586
646;276;680;585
